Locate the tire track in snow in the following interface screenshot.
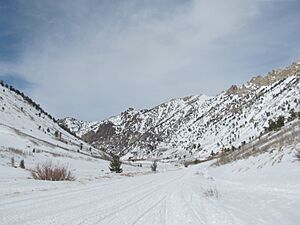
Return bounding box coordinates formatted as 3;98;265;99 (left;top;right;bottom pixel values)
180;176;206;225
1;174;157;210
130;196;167;225
76;188;160;225
0;174;172;225
87;172;186;225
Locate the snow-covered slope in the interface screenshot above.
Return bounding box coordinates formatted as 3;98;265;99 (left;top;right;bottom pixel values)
1;140;299;225
61;61;300;160
0;82;109;160
61;94;212;156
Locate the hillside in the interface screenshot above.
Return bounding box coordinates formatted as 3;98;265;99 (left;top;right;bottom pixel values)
61;61;300;160
0;81;112;165
0;80;158;195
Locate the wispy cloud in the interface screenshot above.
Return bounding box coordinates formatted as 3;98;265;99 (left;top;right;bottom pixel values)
0;0;299;120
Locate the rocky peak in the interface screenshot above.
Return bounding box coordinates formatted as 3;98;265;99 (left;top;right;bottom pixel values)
224;60;300;97
249;60;300;87
225;85;238;95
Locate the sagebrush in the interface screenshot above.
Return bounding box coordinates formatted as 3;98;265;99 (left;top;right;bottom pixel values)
31;162;75;181
203;187;220;199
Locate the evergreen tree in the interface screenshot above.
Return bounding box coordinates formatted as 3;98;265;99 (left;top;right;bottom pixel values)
151;161;157;172
54;131;59;138
268;119;277;131
19;159;25;169
109;155;123;173
268;116;285;132
276;116;285;128
289;109;297;121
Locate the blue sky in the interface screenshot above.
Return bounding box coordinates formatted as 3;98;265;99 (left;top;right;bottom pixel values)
0;0;299;121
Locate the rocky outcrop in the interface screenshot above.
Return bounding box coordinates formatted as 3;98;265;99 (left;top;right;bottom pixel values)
82;121;116;143
225;85;238;95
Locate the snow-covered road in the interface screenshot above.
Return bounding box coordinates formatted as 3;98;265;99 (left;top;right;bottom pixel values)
1;165;299;225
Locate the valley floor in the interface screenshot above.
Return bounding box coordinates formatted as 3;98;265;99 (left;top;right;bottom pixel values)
1;154;299;225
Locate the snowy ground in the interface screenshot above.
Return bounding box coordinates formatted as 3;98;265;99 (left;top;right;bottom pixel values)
1;144;299;225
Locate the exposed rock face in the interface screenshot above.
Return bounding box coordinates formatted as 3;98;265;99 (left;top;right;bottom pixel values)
224;61;300;96
225;85;238;95
82;121;116;143
61;61;300;160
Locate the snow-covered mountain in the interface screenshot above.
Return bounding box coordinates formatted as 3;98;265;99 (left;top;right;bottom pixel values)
60;61;300;160
0;81;108;160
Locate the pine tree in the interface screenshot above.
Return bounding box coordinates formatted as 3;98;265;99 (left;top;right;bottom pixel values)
151;161;157;172
109;155;123;173
54;131;59;138
268;116;285;132
19;159;25;169
276;116;285;128
268;119;277;131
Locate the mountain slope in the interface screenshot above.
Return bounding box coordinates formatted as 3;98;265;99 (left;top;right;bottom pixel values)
0;82;108;159
60;94;210;154
61;61;300;160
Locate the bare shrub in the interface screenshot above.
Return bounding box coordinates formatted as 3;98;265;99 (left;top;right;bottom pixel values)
31;162;75;181
203;187;220;199
213;120;300;167
194;171;204;176
8;148;26;156
11;157;15;167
